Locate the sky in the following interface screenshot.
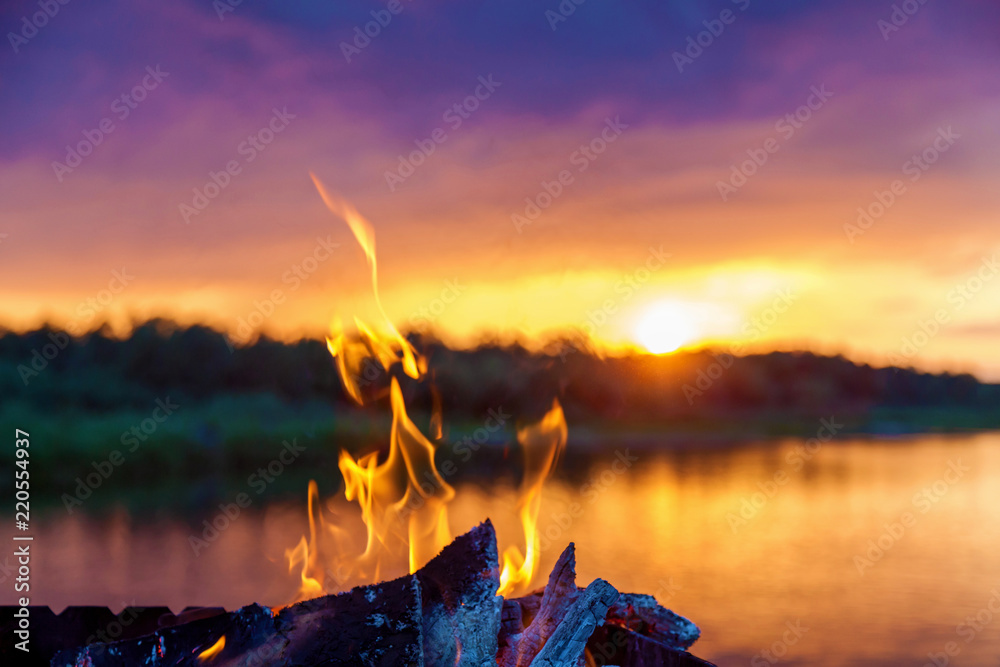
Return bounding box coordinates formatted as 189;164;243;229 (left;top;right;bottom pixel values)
1;0;999;377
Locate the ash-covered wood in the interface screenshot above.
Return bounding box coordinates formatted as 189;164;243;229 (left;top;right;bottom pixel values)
507;585;702;654
52;603;276;667
604;593;700;650
500;542;580;667
45;524;717;667
528;578;619;667
51;523;504;667
268;574;424;667
497;598;524;658
416;520;502;667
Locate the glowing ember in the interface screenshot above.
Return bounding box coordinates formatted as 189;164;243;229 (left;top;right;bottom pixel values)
196;635;225;662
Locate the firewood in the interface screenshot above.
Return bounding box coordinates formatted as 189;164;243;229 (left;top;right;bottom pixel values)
497;598;525;658
0;605;173;667
416;520;503;667
501;543;579;667
528;578;620;667
510;589;701;652
51;522;503;667
586;624;716;667
52;602;279;667
604;593;700;650
268;574;425;667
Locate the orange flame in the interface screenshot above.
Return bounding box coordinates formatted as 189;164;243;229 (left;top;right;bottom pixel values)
283;481;327;603
311;172;422;392
284;379;456;603
196;635;225;662
284;178;568;606
283;179;453;605
498;399;568;597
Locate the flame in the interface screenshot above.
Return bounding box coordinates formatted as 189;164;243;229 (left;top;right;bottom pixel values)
284;177;567;606
498;399;568;597
311;172;422;394
285;378;456;603
197;635;225;662
283;179;453;604
283;481;327;602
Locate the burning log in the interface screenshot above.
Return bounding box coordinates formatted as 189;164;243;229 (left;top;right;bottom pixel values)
42;521;715;667
498;543;580;667
52;602;278;667
586;625;716;667
416;520;502;666
604;593;700;650
500;543;713;667
528;578;619;667
52;522;501;667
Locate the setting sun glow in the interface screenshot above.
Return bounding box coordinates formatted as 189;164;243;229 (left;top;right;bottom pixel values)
636;302;699;354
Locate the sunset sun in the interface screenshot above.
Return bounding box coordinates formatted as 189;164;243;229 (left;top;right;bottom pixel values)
635;301;699;354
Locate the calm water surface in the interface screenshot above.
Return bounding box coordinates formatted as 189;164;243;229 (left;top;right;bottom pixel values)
6;433;1000;666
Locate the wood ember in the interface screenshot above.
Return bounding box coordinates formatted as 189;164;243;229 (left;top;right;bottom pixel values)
604;593;700;650
415;520;503;667
527;578;619;667
586;624;716;667
497;599;524;657
508;585;702;653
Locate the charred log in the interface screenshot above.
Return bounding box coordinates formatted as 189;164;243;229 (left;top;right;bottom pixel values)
417;520;502;667
587;624;716;667
528;578;619;667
